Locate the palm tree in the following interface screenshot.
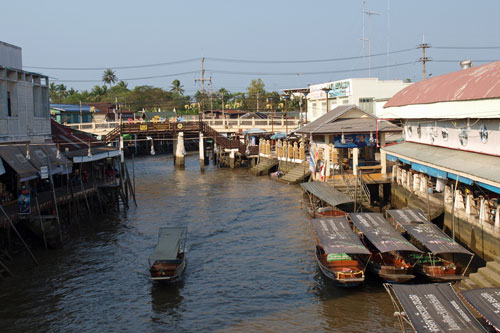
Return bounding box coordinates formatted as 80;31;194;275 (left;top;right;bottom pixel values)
57;84;68;98
49;82;58;102
102;69;117;87
117;80;128;89
170;79;184;95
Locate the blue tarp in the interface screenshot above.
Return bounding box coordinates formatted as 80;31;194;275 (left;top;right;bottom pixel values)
448;173;474;185
476;182;500;195
411;162;448;179
387;154;398;162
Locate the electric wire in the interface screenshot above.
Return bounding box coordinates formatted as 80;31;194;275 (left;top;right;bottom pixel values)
25;58;200;71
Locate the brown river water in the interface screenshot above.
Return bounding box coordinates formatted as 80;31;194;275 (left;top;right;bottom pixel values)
0;154;399;332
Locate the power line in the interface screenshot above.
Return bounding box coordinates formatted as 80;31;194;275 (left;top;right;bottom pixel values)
432;59;498;63
433;46;500;50
205;62;413;76
205;48;414;64
53;70;200;83
25;58;200;71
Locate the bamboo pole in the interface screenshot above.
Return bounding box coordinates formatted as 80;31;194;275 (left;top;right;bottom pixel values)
47;157;63;245
34;195;47;249
0;205;39;266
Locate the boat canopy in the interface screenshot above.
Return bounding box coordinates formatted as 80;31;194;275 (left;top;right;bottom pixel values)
349;213;422;253
310;217;370;255
301;182;354;207
387;208;428;225
385;283;484;332
402;223;472;255
151;227;187;262
460;288;500;332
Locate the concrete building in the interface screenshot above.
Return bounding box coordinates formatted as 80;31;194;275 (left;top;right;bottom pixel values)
380;60;500;261
0;41;50;143
50;104;94;124
306;78;411;122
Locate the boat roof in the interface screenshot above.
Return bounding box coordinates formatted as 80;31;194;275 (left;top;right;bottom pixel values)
386;208;428;225
460;288;500;332
401;223;472;255
301;182;353;207
151;227;187;261
349;213;422;253
386;283;484;332
310;217;370;255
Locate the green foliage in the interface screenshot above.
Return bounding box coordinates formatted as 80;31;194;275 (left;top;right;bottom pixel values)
102;69;117;86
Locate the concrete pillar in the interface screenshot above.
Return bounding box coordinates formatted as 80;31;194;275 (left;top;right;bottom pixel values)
199;132;205;171
413;174;420;192
352;147;359;176
466;194;473;216
175;132;185;167
325;147;330;177
495;206;499;228
381;150;387;175
229;150;235;168
379;132;386;147
479;197;486;223
444;185;453;204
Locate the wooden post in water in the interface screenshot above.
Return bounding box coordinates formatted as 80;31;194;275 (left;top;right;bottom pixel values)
34;195;47;249
0;205;39;266
199;132;205;171
47;157;63;245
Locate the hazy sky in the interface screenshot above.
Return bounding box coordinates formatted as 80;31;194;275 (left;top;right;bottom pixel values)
2;0;499;96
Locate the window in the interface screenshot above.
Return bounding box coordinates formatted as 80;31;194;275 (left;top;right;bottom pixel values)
359;97;374;113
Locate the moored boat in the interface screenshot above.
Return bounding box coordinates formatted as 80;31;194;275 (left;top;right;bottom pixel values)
386;209;473;282
149;227;187;281
300;182;353;218
310;217;370;287
349;213;422;283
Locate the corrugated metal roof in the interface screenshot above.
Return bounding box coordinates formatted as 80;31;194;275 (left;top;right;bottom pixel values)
296;105;401;134
385;60;500;108
50;104;94;113
382;142;500;185
300;182;353;207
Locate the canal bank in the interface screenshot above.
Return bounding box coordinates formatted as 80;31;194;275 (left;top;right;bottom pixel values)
0;154;398;332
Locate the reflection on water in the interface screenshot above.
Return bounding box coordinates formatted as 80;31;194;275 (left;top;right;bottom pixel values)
0;154;398;332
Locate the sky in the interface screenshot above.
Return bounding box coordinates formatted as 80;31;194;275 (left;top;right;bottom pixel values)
2;0;500;97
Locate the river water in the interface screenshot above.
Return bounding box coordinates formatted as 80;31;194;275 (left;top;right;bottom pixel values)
0;154;399;332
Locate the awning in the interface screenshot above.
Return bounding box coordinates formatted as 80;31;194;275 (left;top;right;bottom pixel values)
0;145;38;181
349;213;422;253
382;141;500;189
301;182;353;207
386;283;484;332
66;146;120;163
310;217;370;255
411;162;448;179
460;288;500;331
151;227;187;262
387;209;428;225
402;223;472;255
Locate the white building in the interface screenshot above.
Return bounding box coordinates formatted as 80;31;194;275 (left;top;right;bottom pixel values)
306;78;411;122
379;60;500;261
0;41;50;143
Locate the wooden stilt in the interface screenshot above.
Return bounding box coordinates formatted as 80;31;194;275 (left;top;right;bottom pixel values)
0;205;39;266
34;195;47;249
47;157;63;245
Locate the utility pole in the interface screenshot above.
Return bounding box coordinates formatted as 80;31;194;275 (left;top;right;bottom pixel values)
256;92;259;113
362;3;379;77
221;91;225;124
195;57;212;118
209;76;214;117
417;35;431;80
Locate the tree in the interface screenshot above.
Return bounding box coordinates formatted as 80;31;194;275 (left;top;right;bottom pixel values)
117;80;128;89
102;68;117;87
246;78;266;112
49;82;58;102
170;79;184;95
57;84;68;98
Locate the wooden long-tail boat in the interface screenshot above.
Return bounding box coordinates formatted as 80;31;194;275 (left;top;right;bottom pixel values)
349;213;422;283
300;182;353;218
386;209;474;282
310;217;370;287
149;227;187;281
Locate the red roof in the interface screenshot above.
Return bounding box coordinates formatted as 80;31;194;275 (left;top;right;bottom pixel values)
51;120;100;151
385;60;500;108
